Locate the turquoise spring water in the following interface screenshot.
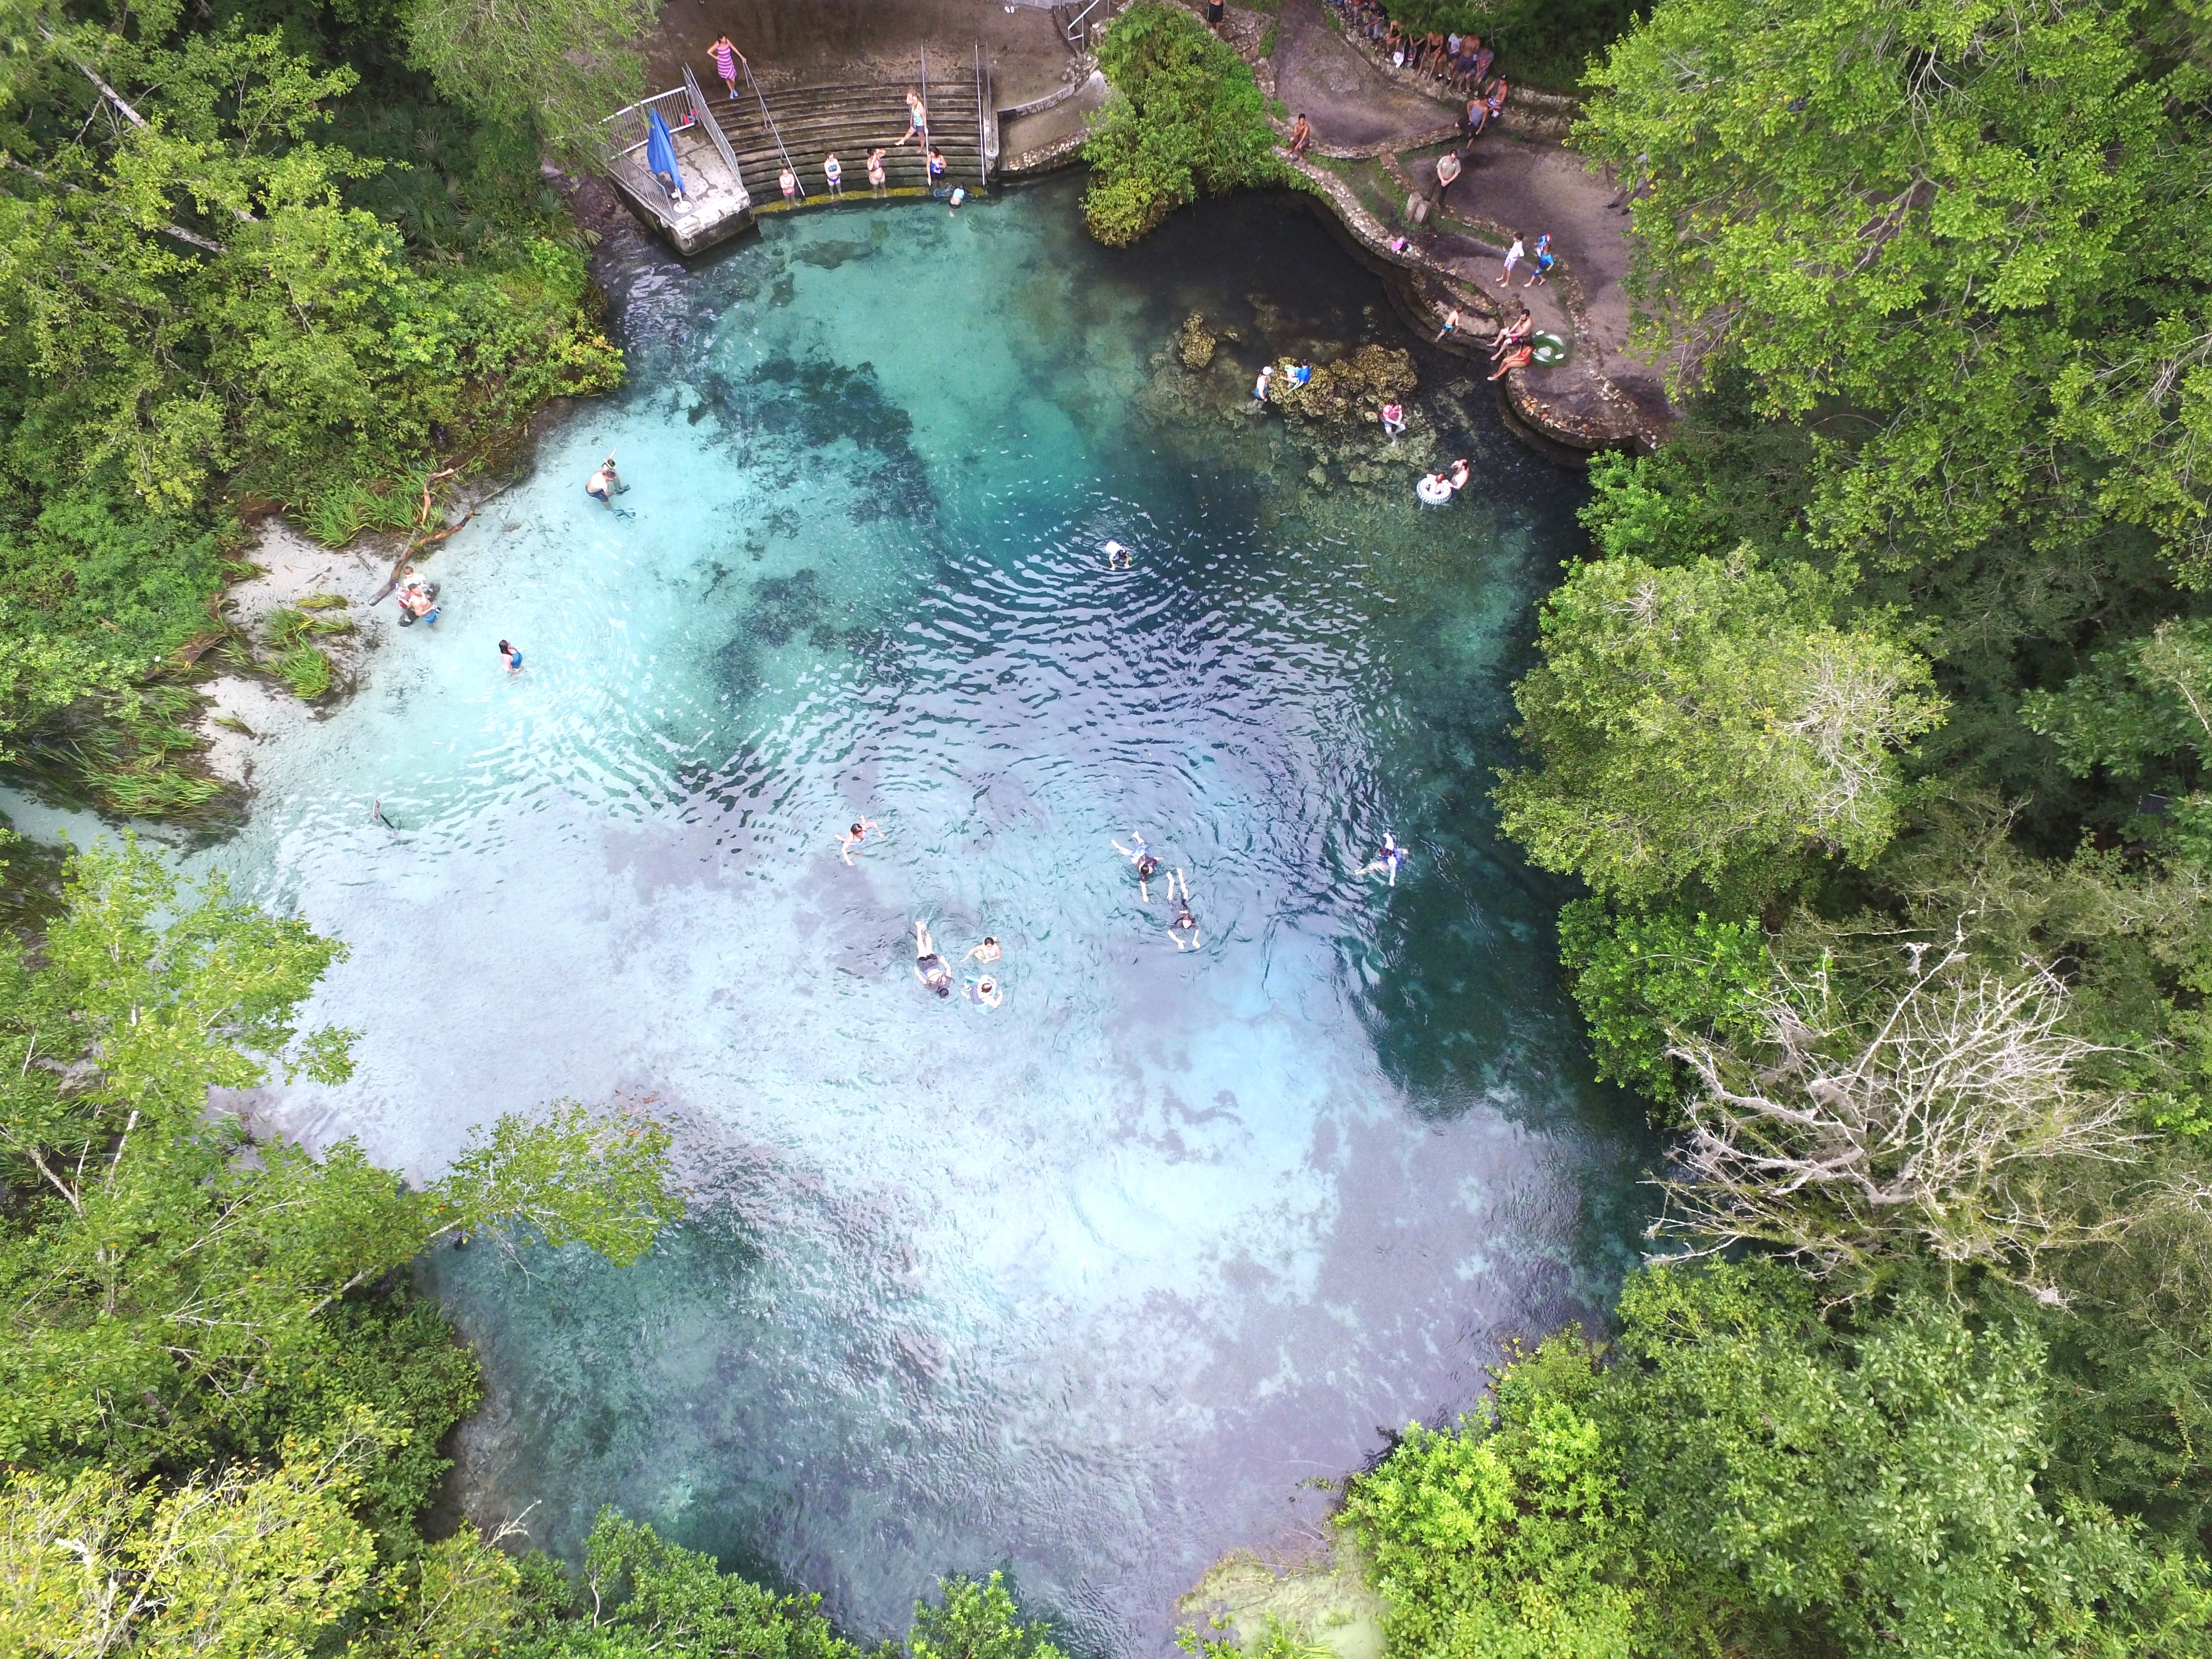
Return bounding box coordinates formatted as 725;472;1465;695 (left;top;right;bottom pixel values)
99;178;1651;1652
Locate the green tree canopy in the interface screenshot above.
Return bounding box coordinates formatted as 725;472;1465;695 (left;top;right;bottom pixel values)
1577;0;2212;580
0;839;680;1479
1083;2;1285;247
1494;549;1944;904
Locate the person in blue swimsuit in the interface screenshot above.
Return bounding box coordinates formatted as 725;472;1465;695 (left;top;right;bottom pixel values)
498;639;523;673
1525;233;1555;287
1358;832;1404;885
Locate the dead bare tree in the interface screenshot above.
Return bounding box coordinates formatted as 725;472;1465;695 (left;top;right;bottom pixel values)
1653;945;2140;1298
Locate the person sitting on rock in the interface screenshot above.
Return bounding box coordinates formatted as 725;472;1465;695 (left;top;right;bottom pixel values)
1289;113;1312;158
1380;401;1407;438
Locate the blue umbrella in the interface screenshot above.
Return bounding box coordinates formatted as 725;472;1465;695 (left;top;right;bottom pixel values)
645;109;686;198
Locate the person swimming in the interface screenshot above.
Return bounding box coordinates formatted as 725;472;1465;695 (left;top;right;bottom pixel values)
966;974;1004;1009
966;936;1001;963
1166;869;1201;950
913;920;952;997
1103;539;1131;569
1357;833;1405;886
838;817;880;865
1113;834;1160;901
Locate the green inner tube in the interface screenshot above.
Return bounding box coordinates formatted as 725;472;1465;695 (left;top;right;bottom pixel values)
1528;331;1571;365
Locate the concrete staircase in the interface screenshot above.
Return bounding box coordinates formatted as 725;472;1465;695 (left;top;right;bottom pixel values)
709;68;993;208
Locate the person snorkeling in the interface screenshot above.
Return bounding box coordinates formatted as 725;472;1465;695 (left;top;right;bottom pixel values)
586;452;623;506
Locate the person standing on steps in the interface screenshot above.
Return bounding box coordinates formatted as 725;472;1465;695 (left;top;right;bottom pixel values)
1289;113;1312;158
779;164;797;206
867;148;888;196
709;35;744;103
825;153;843;199
898;87;927;145
1497;232;1525;286
927;147;948;196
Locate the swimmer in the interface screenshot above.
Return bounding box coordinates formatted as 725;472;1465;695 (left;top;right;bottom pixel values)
1357;832;1405;886
838;817;880;865
966;936;1002;964
1253;364;1275;405
1446;458;1472;492
586;452;621;505
966;974;1004;1009
498;638;523;673
372;797;400;832
1112;834;1161;901
1166;869;1201;950
913;920;953;997
1103;539;1132;569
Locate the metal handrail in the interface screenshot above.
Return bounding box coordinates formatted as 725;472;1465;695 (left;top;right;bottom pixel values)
599;87;697;163
680;64;747;200
975;44;989;186
745;61;806;200
1064;0;1108;50
919;41;932;193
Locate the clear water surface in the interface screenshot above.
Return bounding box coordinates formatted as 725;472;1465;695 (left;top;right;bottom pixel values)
175;179;1645;1654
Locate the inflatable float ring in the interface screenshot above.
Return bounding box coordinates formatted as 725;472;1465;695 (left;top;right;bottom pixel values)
1528;331;1570;366
1416;474;1455;506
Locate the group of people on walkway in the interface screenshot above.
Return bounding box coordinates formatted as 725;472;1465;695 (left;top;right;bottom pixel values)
1331;0;1507;108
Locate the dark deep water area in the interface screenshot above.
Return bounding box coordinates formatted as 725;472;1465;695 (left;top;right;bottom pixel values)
182;176;1653;1655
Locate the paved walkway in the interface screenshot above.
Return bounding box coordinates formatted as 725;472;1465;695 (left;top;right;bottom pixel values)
1270;0;1447;148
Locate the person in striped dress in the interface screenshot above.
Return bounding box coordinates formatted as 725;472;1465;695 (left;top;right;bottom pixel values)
709;35;744;103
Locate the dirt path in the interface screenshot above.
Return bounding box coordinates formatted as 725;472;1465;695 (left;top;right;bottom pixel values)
1271;0;1448;148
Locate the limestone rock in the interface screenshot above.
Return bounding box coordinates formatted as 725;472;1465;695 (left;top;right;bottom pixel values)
1179;311;1217;370
1267;345;1416;424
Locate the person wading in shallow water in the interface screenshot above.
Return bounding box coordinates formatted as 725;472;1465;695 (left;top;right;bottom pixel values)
913;920;953;997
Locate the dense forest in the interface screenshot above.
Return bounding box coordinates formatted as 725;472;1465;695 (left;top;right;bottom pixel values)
9;0;2212;1652
1333;0;2212;1654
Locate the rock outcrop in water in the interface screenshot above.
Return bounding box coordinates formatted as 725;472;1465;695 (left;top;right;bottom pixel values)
1265;345;1416;424
1179;311;1218;369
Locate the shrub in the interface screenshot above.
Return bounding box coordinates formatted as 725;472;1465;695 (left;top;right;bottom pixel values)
1083;3;1287;247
